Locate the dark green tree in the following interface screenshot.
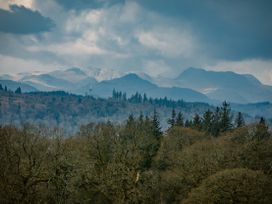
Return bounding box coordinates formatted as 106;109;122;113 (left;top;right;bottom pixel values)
152;109;162;140
211;107;221;137
185;119;192;128
203;109;213;133
235;112;245;128
15;87;22;94
220;101;233;132
255;117;270;140
167;109;176;127
175;112;184;127
0;84;3;91
192;113;202;130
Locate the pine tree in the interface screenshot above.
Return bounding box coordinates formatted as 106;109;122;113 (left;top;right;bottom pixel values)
152;109;162;139
235;112;245;128
167;109;176;127
185;119;192;128
175;112;184;127
211;107;221;137
127;114;135;126
4;86;7;92
255;117;270;140
203;109;213;133
143;93;148;103
112;89;117;99
15;87;22;94
0;84;3;91
220;101;233;132
192;113;202;130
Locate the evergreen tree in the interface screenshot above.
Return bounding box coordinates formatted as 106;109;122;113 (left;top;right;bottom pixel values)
175;112;184;127
192;113;202;130
203;109;213;133
15;87;22;94
211;107;221;137
122;92;127;101
0;84;3;91
220;101;233;132
235;112;245;128
184;119;192;128
127;114;135;127
152;109;162;139
167;109;176;127
4;86;7;92
112;89;117;99
143;93;148;103
255;117;270;140
138;112;144;123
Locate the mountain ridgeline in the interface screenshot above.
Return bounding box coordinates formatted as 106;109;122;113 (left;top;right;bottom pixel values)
1;67;272;104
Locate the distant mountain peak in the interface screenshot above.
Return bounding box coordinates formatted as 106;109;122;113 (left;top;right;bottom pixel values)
122;73;142;80
175;67;271;103
65;67;86;75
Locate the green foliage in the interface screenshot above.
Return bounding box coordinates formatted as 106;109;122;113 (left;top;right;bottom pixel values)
220;101;233;132
235;111;245;128
15;87;22;94
0;108;271;203
167;109;176;127
183;168;272;204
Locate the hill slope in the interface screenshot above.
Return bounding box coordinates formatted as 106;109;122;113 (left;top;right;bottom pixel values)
91;73;211;103
175;67;272;103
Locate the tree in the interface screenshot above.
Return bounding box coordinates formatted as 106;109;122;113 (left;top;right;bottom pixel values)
220;101;233;132
192;113;202;130
203;109;213;133
235;112;245;128
211;107;221;136
167;109;176;127
0;84;3;91
255;117;270;140
152;109;162;139
15;87;22;94
4;86;7;92
183;168;272;204
175;112;184;127
184;119;192;128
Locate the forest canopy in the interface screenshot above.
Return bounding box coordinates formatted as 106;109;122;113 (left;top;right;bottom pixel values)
0;104;271;203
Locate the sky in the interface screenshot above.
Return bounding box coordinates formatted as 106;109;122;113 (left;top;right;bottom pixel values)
0;0;272;84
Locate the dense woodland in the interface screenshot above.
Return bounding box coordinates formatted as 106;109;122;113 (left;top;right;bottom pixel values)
1;98;272;203
0;86;213;134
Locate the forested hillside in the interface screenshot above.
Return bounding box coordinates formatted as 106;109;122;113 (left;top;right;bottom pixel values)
1;110;271;203
1;87;272;134
0;88;213;134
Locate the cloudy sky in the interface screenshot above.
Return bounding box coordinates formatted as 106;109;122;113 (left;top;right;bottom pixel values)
0;0;272;84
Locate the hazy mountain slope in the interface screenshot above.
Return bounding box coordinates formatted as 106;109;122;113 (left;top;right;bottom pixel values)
91;73;211;102
20;68;97;95
175;67;272;103
0;80;37;92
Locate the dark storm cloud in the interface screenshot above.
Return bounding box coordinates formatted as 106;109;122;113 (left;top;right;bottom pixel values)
0;4;54;34
137;0;272;60
55;0;124;10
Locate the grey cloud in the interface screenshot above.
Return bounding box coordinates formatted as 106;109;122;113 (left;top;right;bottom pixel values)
0;4;54;34
137;0;272;60
55;0;124;10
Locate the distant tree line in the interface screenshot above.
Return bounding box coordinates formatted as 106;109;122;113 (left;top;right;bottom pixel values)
111;89;207;108
0;84;22;94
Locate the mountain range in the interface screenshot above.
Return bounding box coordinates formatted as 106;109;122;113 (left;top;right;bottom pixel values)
1;67;272;104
